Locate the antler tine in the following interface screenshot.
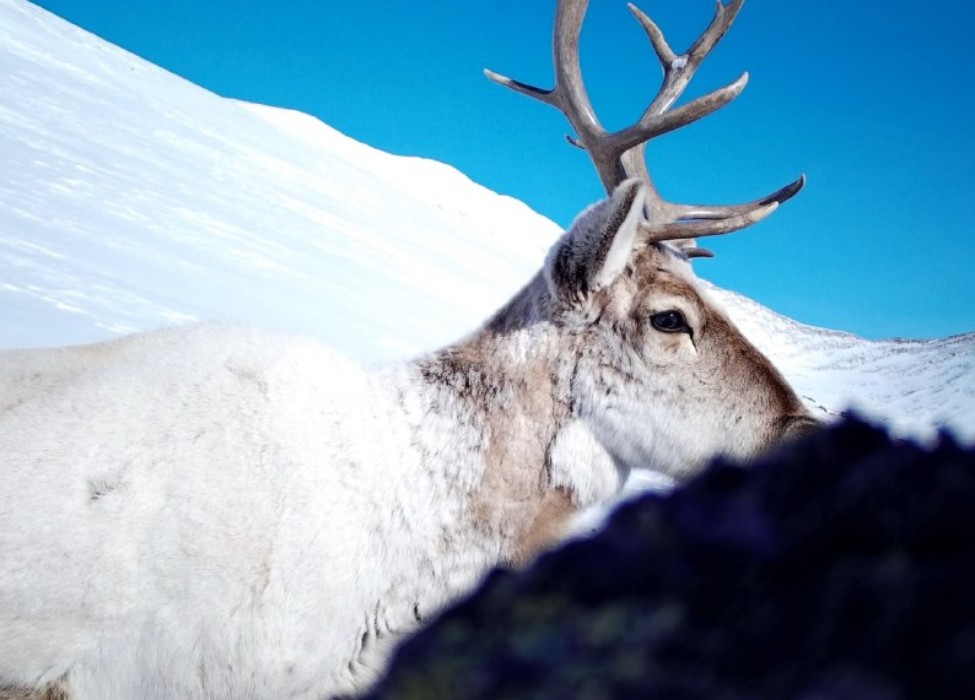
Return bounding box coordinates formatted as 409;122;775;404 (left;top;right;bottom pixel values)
640;202;778;243
485;0;604;147
482;69;559;108
688;0;745;68
607;73;749;155
612;0;747;155
628;1;743;88
627;2;677;69
673;174;806;220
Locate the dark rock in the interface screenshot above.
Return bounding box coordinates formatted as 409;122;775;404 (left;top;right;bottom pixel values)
364;418;975;700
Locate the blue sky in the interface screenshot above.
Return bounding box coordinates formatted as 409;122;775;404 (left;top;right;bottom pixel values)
31;0;975;340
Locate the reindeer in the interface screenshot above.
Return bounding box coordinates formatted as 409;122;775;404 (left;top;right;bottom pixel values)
0;1;816;699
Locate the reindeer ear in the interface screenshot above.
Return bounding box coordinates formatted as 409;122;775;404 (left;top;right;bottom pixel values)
545;179;647;304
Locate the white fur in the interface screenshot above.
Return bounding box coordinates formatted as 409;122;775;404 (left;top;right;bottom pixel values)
548;420;624;505
0;325;504;698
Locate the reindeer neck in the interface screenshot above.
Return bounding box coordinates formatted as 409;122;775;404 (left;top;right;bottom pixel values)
410;288;579;564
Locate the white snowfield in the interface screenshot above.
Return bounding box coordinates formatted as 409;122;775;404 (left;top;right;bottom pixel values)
0;0;972;439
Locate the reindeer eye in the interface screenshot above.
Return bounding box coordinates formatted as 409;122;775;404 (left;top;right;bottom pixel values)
650;310;689;334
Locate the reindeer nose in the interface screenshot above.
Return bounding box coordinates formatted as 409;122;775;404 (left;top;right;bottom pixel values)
781;414;821;442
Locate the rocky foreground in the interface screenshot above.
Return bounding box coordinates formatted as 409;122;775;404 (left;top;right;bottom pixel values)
366;419;975;700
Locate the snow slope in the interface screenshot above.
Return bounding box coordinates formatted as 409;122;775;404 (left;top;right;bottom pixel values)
1;0;973;442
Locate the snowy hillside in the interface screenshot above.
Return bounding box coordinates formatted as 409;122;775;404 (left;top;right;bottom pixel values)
1;0;973;442
0;0;558;361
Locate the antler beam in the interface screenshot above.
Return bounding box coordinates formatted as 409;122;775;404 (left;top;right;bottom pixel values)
485;0;804;252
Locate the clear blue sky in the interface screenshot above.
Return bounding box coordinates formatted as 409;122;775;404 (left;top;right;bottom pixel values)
31;0;975;340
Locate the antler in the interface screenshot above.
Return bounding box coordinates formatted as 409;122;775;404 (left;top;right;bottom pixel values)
485;0;804;256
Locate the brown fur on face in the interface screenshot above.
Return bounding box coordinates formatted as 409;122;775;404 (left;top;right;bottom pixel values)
588;243;809;462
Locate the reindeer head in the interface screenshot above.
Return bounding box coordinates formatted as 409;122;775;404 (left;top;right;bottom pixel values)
485;0;817;477
540;180;814;478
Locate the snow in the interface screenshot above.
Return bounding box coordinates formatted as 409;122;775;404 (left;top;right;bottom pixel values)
1;0;973;444
0;0;558;360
